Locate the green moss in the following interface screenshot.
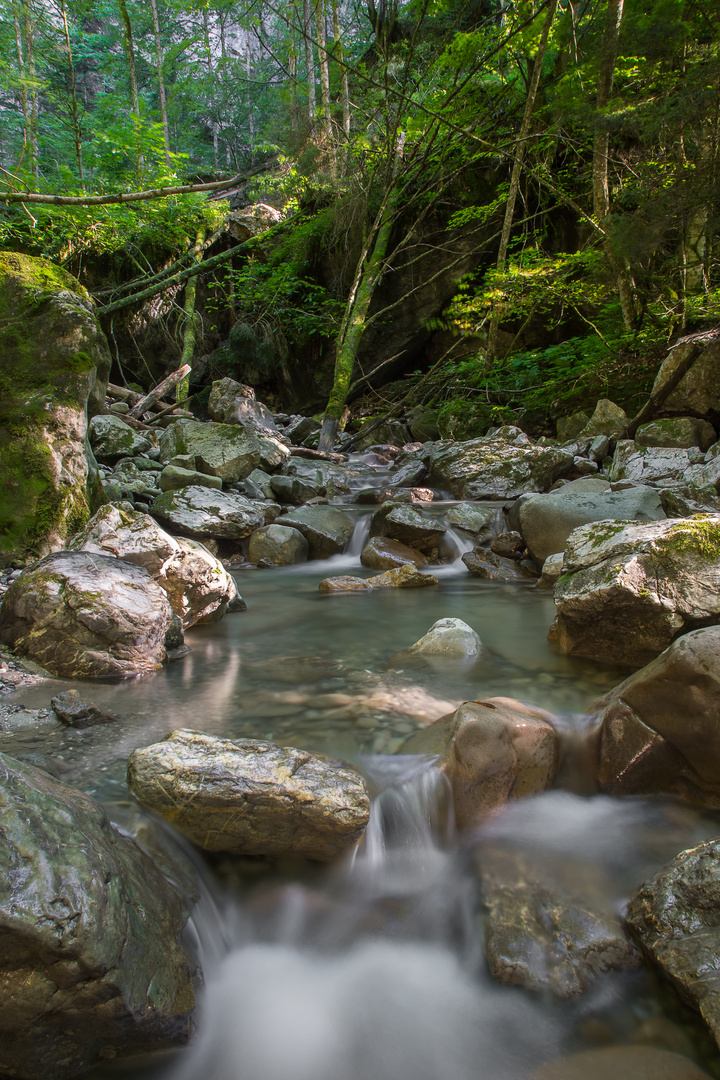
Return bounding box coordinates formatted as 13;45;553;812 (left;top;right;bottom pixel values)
656;517;720;562
587;521;629;549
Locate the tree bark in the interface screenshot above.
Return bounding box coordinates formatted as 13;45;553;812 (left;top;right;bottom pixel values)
0;170;258;205
331;0;350;147
314;0;332;145
127;365;192;419
11;0;31;171
149;0;172;167
303;0;317;131
58;0;84;184
176;224;206;401
117;0;143;169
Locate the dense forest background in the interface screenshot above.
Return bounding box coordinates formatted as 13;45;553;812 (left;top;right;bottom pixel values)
0;0;718;438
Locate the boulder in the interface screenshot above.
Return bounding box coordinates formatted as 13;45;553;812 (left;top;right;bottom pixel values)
360;536;429;569
650;333;720;419
490;531;524;559
0;753;195;1080
556;412;590;441
462;549;536;580
158;420;264;483
608;440;696;486
248;524;309;566
243;467;275;499
403;618;483;658
89;415;154;463
551;516;720;665
284;415;321;443
625;837;720;1051
537;552;564;588
319;564;438;592
354;419;411;451
444;502;495;537
576;399;628;440
159;465;223;492
269;474;324;505
207;377;277;430
403;698;558;828
0;252;112;565
318;575;373;593
279;505;355;558
533;1047;710;1080
595;627;720;805
369;502;446;554
127;729;370;861
70;504;238;628
51;689;115;728
151;485;264;540
428;427;573;499
518;485;666;563
635;417;716;451
0;551;183;678
478;846;639;998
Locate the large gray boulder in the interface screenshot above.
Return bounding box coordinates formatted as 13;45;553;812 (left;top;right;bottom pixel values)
428;427;573;499
159;464;222;492
0;753;195;1080
551;516;720;665
280;505;355;557
635;416;716;451
575;398;628;440
625;838;720;1051
247;523;309;565
207;377;277;430
595;627;720;806
518;485;666;563
369;502;446;554
269;474;324;505
158;419;281;483
89;415;154;463
650;332;720;418
70;504;237;627
608;440;697;486
151;485;264;540
127;729;370;861
0;252;112;566
0;551;183;678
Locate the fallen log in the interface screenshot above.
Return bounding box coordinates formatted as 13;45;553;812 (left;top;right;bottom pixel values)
127;366;191;420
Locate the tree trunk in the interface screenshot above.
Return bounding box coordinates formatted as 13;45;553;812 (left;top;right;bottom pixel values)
149;0;172;167
118;0;143;169
58;0;84;184
246;29;255;154
176;224;206;402
11;0;31;171
331;0;351;152
314;0;332;145
22;0;39;182
303;0;317;132
486;0;557;362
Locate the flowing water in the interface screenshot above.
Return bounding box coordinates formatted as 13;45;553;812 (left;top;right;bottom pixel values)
5;477;720;1079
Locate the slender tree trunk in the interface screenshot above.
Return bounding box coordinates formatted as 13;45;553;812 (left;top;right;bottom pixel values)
149;0;172;167
118;0;143;169
58;0;84;184
486;0;557;361
11;0;31;170
22;0;39;181
318;134;405;451
303;0;317;132
176;224;206;402
593;0;637;329
314;0;332;145
202;8;219;171
331;0;350;146
246;29;255;154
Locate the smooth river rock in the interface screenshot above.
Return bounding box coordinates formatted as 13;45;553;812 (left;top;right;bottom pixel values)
462;548;536;580
127;729;370;861
319;564;438;592
151;485;264;540
551;516;720;665
404;618;483;658
595;627;720;806
625;838;720;1051
369;502;446;554
0;551;183;678
360;536;429;569
248;523;309;565
0;752;195;1079
280;505;355;558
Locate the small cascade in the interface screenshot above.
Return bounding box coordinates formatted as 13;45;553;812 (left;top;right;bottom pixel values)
345;512;372;557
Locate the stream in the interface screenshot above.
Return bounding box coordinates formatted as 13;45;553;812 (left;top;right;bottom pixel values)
5;472;720;1079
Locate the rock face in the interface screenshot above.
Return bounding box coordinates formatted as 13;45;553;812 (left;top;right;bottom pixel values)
248;523;309;565
651;332;720;419
595;627;720;806
89;414;154;462
158;419;270;483
625;838;720;1050
70;504;237;627
127;730;370;861
0;551;183;678
0;753;195;1080
280;505;355;558
0;252;111;565
551;516;720;665
427;427;573;499
207;377;277;430
151;485;264;540
518;485;666;563
478;847;639;998
360;536;429;569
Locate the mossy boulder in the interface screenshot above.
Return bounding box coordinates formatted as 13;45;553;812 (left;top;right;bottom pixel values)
427;427;574;499
0;252;112;566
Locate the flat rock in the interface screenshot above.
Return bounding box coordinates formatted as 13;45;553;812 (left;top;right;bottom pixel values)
159;465;222;492
319;575;373;593
280;505;355;558
152;485;264;540
127;729;370;861
319;564;437;592
0;752;195;1079
0;551;182;678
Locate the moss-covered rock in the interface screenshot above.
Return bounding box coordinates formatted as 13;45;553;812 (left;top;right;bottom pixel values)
0;252;111;565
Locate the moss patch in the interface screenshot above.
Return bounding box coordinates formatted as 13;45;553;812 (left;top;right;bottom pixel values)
656;517;720;563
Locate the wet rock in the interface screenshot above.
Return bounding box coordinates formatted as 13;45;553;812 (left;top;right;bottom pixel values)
0;753;196;1079
90;414;154;462
280;455;349;491
0;551;183;678
280;505;355;558
208;376;277;430
635;417;716;451
159;464;223;492
518;484;666;563
369;502;446;554
595;627;720;806
151;485;264;540
537;552;564;588
651;332;720;419
388;457;429;486
478;847;639;998
248;523;309;566
269;474;324;505
360;536;429;569
51;689;116;727
625;837;720;1051
462;549;536;580
404;617;483;658
490;531;524;559
533;1046;710;1080
551;516;720;665
284;415;321;443
366;564;437;588
354;419;410;450
444;502;495;537
243;467;275;499
319;575;373;593
577;399;628;441
127;729;370;861
428;427;573;499
158;419;266;483
71;504;238;627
